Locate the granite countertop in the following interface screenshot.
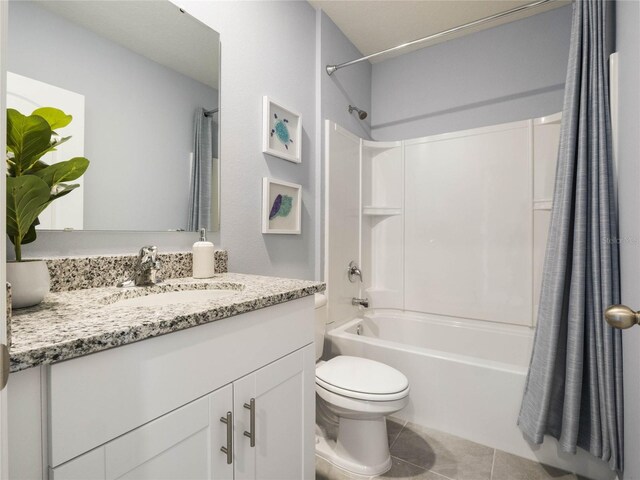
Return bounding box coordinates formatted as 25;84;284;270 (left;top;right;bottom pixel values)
10;273;325;372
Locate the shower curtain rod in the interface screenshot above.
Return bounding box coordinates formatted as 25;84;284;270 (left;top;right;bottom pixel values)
204;108;219;116
326;0;555;76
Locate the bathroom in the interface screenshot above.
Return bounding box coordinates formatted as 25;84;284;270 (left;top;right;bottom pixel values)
0;0;638;479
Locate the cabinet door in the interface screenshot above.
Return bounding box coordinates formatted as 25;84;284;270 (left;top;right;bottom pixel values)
233;345;315;480
52;385;234;480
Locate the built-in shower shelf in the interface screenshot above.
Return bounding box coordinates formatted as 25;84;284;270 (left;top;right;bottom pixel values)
362;206;402;216
533;200;553;211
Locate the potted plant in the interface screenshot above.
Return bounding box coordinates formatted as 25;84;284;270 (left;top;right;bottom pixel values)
6;107;89;308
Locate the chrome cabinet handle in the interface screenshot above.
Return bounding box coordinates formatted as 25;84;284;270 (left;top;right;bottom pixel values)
605;305;640;329
220;411;233;464
243;398;256;447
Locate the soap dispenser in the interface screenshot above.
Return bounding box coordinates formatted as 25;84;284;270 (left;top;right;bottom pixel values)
192;228;215;279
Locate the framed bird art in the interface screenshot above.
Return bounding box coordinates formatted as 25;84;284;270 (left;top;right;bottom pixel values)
262;177;302;234
262;96;302;163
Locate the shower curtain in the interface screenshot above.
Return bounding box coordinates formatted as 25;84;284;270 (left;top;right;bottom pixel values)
188;108;213;231
518;0;623;472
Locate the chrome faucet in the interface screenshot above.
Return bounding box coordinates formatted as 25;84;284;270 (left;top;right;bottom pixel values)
352;297;369;308
348;261;363;283
119;246;163;287
133;246;162;286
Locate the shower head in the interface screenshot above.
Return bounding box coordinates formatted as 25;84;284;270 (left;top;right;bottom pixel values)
348;105;368;120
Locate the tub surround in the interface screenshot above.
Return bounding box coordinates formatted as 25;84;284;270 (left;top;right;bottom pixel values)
43;250;228;292
325;116;562;330
10;273;324;373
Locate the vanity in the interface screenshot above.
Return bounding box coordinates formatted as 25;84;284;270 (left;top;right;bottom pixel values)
7;254;324;480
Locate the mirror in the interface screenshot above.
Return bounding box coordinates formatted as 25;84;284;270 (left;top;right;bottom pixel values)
6;0;220;232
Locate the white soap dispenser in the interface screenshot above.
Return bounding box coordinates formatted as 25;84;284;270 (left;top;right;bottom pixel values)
192;228;216;279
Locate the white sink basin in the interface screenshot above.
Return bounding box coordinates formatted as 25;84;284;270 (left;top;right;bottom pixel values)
111;289;239;308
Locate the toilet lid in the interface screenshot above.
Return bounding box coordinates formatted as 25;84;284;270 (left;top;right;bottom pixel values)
316;356;409;396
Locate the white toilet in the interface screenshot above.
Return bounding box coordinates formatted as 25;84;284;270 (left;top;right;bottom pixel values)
314;294;410;476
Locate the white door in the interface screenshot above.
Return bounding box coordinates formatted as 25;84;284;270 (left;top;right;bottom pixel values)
233;346;315;480
0;2;9;478
614;15;640;477
6;72;85;230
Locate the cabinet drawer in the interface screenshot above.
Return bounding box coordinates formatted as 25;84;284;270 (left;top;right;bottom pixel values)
49;296;314;466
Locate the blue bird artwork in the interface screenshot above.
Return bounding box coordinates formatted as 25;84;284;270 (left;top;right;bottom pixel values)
271;113;294;150
269;194;293;220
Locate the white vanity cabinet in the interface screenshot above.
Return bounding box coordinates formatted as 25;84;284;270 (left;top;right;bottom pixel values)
8;296;316;480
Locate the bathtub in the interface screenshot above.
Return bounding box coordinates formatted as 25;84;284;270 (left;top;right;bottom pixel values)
327;310;614;480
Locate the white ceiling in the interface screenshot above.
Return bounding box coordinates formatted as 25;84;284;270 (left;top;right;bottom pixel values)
310;0;570;63
36;1;220;90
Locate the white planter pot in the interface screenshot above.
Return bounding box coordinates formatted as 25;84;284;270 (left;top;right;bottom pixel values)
7;260;50;309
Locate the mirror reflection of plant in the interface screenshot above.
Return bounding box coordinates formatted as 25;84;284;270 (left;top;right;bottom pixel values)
6;107;89;261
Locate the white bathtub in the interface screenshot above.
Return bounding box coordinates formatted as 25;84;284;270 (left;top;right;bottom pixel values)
327;310;614;480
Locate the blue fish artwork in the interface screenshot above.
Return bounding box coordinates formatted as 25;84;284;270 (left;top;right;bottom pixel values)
270;113;295;150
269;194;293;220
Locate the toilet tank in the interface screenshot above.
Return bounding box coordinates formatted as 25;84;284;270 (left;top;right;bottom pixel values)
315;294;328;360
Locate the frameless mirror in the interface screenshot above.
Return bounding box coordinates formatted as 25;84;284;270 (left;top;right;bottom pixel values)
6;0;220;232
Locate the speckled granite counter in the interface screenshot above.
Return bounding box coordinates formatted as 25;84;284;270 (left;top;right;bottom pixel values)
10;273;325;372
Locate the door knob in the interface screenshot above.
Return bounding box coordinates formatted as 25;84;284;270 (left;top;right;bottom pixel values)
605;305;640;329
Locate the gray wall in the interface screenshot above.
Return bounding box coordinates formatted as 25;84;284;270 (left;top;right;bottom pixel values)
8;1;218;231
616;0;640;478
318;10;372;279
174;0;318;279
320;11;372;141
12;0;318;281
371;5;573;140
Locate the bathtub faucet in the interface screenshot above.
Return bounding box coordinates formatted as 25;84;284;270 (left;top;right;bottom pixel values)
352;297;369;308
348;261;363;283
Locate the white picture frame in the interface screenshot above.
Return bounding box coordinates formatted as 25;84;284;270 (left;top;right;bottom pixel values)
262;177;302;234
262;96;302;163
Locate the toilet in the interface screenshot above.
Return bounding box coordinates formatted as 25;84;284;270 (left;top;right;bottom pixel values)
314;294;410;476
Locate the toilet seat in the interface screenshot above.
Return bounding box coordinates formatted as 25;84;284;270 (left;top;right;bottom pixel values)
316;356;410;401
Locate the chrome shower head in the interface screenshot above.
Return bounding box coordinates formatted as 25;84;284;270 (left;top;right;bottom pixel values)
348;105;368;120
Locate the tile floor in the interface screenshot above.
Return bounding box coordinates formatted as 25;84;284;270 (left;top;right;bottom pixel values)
316;419;590;480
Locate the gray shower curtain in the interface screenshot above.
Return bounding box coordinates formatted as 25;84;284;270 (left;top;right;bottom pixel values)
518;0;623;472
188;108;213;231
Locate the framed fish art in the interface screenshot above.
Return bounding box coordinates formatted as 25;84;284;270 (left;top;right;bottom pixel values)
262;96;302;163
262;177;302;234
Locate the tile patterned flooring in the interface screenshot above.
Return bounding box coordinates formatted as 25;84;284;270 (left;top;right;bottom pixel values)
316;419;589;480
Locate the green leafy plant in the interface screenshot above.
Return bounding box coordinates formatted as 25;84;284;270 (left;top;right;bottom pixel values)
6;107;89;261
